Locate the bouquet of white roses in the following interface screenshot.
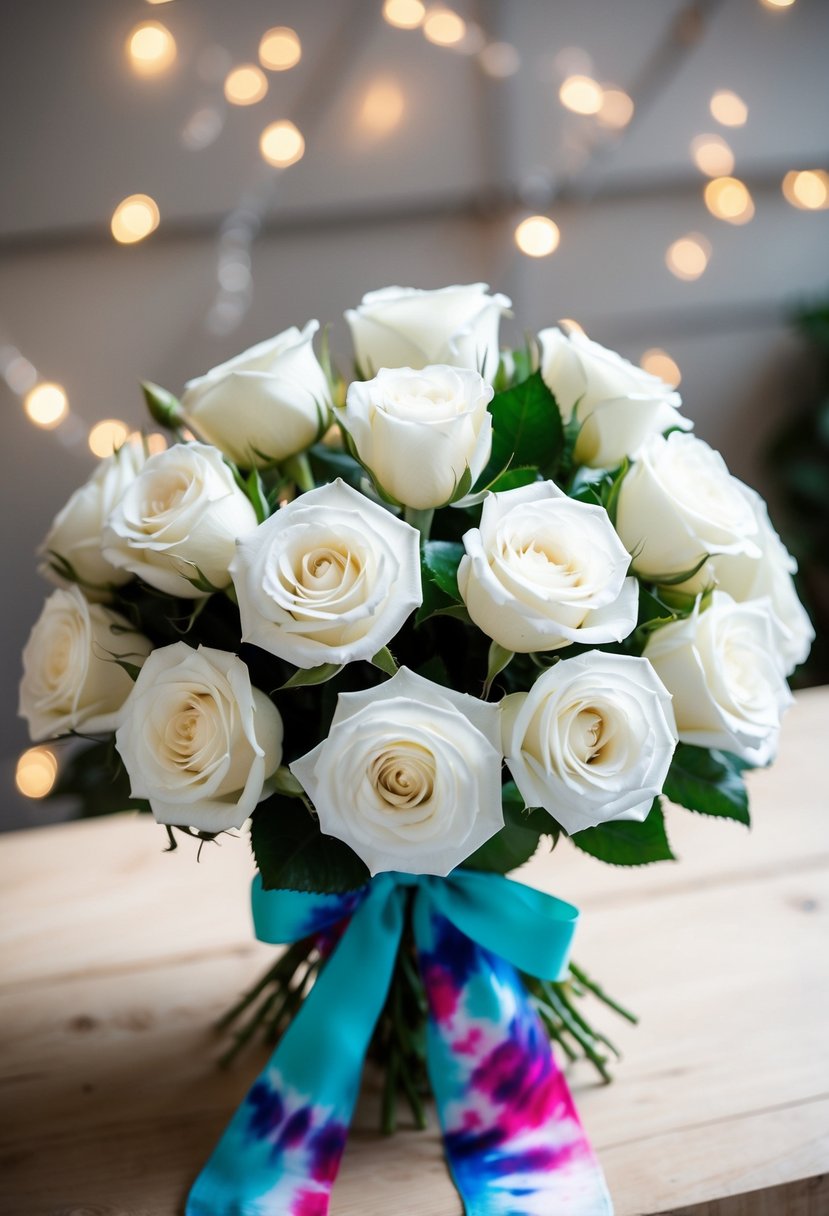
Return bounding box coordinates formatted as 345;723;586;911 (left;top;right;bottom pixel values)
20;284;812;1215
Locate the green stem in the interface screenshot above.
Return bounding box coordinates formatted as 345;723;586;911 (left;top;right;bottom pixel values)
283;452;315;493
569;963;639;1024
403;507;434;539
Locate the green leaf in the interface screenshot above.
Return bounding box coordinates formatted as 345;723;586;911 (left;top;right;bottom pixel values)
464;782;556;874
482;371;563;486
141;381;182;429
421;540;464;601
251;795;370;893
485;466;540;494
279;663;343;690
245;468;270;524
663;744;750;824
604;458;629;526
484;641;514;696
571;800;675;866
371;646;398;676
642;553;711;587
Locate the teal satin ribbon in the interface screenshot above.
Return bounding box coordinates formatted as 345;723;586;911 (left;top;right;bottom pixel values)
187;870;581;1215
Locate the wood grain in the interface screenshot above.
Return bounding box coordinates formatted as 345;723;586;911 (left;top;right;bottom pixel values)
1;686;827;1216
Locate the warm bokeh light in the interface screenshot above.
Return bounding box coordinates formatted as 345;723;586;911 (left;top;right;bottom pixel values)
88;419;130;458
383;0;426;29
596;88;634;129
423;8;466;46
260;120;305;168
559;75;604;116
146;0;175;4
514;215;561;258
782;169;829;210
111;194;160;244
704;176;755;223
759;0;795;7
16;747;58;799
181;106;223;151
640;348;682;388
690;133;735;177
478;41;520;78
128;430;168;455
709;89;748;127
24;383;68;429
4;355;37;395
224;64;268;106
358;80;406;136
665;233;711;281
127;21;177;75
258;27;301;71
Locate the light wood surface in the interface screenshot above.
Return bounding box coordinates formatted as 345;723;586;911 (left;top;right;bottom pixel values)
1;686;827;1216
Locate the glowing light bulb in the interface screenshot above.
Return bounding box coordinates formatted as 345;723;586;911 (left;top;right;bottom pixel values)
704;176;754;224
111;194;160;244
224;64;268;106
423;8;466;46
479;42;520;78
88;419;130;458
640;349;681;388
258;27;301;71
559;75;604;116
16;747;58;799
383;0;426;29
782;169;829;210
260;120;305;168
597;88;634;129
358;80;406;136
710;89;748;127
514;215;560;258
127;21;177;75
690;134;735;177
665;233;711;281
24;383;68;429
759;0;795;8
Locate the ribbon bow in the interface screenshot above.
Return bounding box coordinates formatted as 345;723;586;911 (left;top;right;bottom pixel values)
186;870;612;1215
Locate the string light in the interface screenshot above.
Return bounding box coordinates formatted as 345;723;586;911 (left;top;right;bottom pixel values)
260;121;305;168
111;194;160;244
127;21;177;75
258;27;301;71
704;176;754;224
479;42;520;78
382;0;426;29
514;216;560;258
709;89;748;127
690;134;735;177
224;64;268;106
358;80;406;137
559;75;604;115
665;233;711;281
759;0;795;7
782;170;829;211
641;349;681;387
423;8;466;47
88;419;130;458
24;383;68;429
16;747;58;799
596;88;634;129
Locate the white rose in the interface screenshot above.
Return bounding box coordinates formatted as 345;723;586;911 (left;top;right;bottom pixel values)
538;327;690;468
290;666;503;876
643;592;792;765
336;365;493;509
502;652;677;835
102;442;258;599
615;432;761;584
345;283;511;383
115;642;283;832
230;479;421;669
708;487;814;675
40;438;149;597
180;323;331;468
458;481;638;653
19;585;151;741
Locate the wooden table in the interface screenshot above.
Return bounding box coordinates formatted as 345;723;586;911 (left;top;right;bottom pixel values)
1;686;827;1216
